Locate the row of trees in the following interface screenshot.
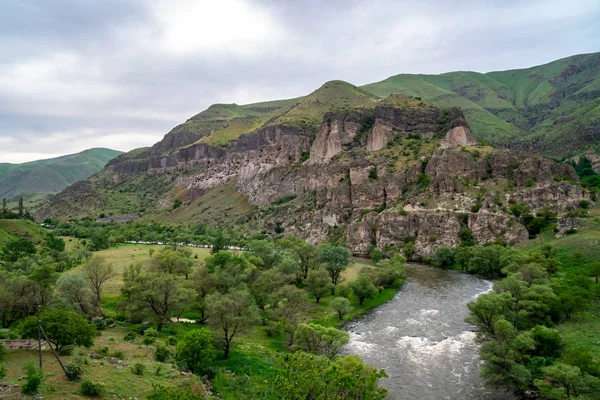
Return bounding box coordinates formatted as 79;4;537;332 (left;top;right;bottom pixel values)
463;244;600;399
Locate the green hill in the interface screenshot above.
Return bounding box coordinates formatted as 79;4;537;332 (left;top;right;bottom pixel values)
362;52;600;156
0;148;123;200
0;219;46;248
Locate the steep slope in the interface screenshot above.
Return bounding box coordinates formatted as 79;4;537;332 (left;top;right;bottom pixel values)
0;148;123;199
362;52;600;156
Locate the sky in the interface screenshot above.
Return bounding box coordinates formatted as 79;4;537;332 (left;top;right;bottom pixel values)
1;0;599;163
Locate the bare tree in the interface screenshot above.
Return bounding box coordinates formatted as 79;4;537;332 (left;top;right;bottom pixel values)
83;257;114;313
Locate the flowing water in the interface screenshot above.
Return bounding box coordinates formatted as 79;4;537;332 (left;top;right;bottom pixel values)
343;263;514;400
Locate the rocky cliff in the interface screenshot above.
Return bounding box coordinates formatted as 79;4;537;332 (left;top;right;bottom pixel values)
37;89;590;259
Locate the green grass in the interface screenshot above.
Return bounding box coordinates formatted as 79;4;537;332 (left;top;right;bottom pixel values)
0;219;47;246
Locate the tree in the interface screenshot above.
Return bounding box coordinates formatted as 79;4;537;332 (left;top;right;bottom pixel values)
293;323;349;359
434;246;456;268
18;197;24;217
459;228;476;247
251;269;290;309
205;289;260;358
83;257;114;308
148;248;155;259
247;239;281;269
56;275;94;315
210;230;229;254
153;248;194;278
350;275;378;306
176;328;216;374
455;247;472;271
465;292;513;341
275;353;388;400
331;297;351;320
587;262;600;284
319;244;352;292
1;198;6;215
20;309;95;351
535;363;600;399
43;233;65;253
278;237;320;280
304;269;333;303
1;238;36;263
189;265;218;322
124;273;193;331
88;231;109;251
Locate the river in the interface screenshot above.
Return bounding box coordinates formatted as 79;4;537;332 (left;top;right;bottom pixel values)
343;263;514;400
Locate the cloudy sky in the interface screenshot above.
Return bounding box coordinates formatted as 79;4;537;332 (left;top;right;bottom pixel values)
1;0;599;163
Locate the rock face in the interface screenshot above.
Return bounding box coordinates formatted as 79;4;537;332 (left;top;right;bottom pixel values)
38;101;590;260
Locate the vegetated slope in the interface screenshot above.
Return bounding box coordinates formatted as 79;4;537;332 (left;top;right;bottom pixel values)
0;148;123;199
0;219;46;248
363;52;600;157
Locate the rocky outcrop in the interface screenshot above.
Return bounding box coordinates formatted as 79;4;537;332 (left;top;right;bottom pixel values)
468;211;528;245
441;126;477;148
513;182;590;210
309;111;368;163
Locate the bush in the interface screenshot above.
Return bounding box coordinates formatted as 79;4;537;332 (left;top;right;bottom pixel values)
80;380;105;397
124;332;136;341
21;361;42;395
0;343;5;361
176;329;216;375
579;199;590;209
0;330;19;340
167;336;178;346
137;321;154;334
110;351;125;360
565;228;577;235
434;247;456;268
65;359;86;381
91;317;106;331
154;345;170;362
0;365;7;380
58;345;74;356
97;346;109;356
470;202;482;213
524;177;535;187
131;363;146;376
459;228;476;247
331;297;351;320
143;328;158;345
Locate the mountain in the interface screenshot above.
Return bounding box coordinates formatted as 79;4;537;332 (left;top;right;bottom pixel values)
363;52;600;157
0;148;123;200
36;73;592;260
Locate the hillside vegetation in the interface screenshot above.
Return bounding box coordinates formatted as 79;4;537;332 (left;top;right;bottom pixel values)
0;148;122;200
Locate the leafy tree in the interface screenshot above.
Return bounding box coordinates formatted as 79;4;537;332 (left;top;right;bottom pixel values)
468;245;504;278
189;265;218;322
587;262;600;284
18;197;24;217
465;292;513;341
123;273;193;331
458;228;476;247
153;248;194;278
205;289;260;358
56;274;94;315
434;246;456;268
293;323;349;359
455;246;472;271
209;230;229;254
20;309;95;351
251;268;290;309
88;230;110;251
277;236;319;280
247;239;281;269
83;257;114;307
319;244;352;291
552;279;591;320
176;329;216;374
350;275;378;305
1;238;36;262
331;297;351;320
43;233;65;252
563;346;600;376
148;248;155;259
535;363;600;399
275;352;387;400
305;269;333;303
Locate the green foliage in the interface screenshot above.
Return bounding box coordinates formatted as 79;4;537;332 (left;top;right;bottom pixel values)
579;199;590;209
154;345;171;363
331;297;351;320
417;173;431;189
21;361;42;395
270;194;297;206
368;168;378;180
434;246;456;268
19;309;96;351
167;336;178;346
80;380;105;397
143;328;159;345
319;244;352;288
0;343;4;362
172;199;182;210
65;358;86;381
1;238;36;262
350;275;378;306
304;269;333;303
176;329;216;374
0;364;6;380
275;352;387;399
293;323;349;359
131;363;146;376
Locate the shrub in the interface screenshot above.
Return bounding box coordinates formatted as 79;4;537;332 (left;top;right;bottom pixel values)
110;351;125;360
565;228;577;235
65;359;86;381
368;168;378;180
0;330;18;340
459;228;476;247
80;380;105;397
154;345;170;363
131;363;146;376
176;329;216;375
137;321;154;334
579;199;590;209
331;297;351;320
166;336;178;346
172;199;182;210
97;346;109;356
0;364;6;380
524;177;535;187
143;328;158;345
0;343;5;361
434;247;456;268
470;202;482;213
124;332;136;341
21;361;42;395
417;173;431;189
58;345;74;356
91;317;106;331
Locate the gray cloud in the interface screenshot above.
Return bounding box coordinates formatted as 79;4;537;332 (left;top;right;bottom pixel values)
1;0;599;163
